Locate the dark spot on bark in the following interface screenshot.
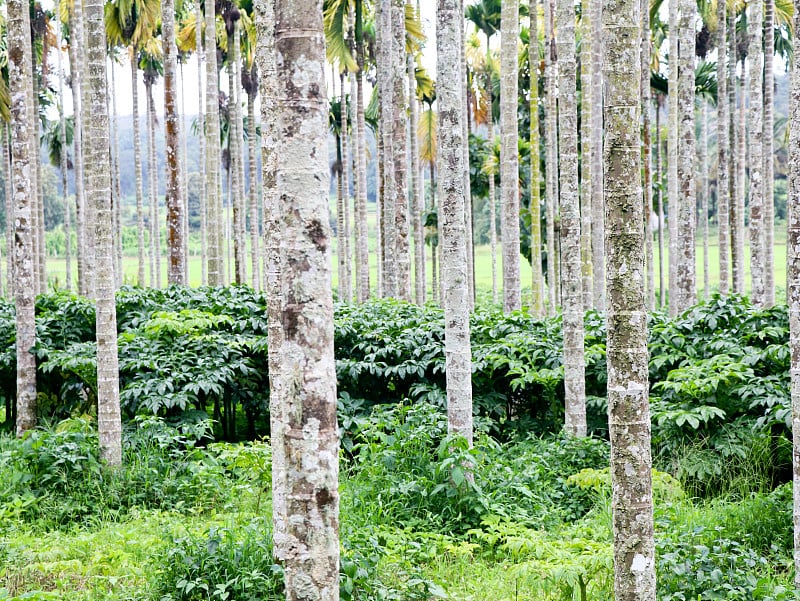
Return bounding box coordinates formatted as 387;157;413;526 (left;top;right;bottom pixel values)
283;303;302;338
307;219;326;251
316;487;332;507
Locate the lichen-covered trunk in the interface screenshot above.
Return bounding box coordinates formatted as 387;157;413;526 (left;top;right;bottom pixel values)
656;99;665;306
196;0;208;286
378;0;397;298
248;90;261;291
56;29;72;291
461;21;475;310
787;0;800;584
146;81;160;288
557;0;586;437
641;0;655;312
354;44;370;301
336;132;346;300
340;73;352;302
579;0;593;311
111;62;124;287
749;0;766;306
231;30;247;286
85;0;122;465
667;0;678;315
764;0;775;306
392;0;411;301
4;124;13;297
409;51;425;305
717;3;730;296
437;0;473;447
32;80;45;294
501;0;521;313
543;0;559;315
603;0;657;595
489;146;498;304
68;9;87;296
674;0;696;312
164;0;185;285
271;1;340;598
734;65;747;295
700;102;709;299
590;0;604;311
9;0;36;435
131;60;146;287
205;0;223;286
529;10;544;317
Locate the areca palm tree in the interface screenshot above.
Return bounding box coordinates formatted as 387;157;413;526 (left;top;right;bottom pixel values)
140;46;163;287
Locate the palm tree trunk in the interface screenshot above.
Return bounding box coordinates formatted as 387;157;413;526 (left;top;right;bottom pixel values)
132;58;146;287
271;1;339;596
556;0;586;437
378;0;396;298
196;0;207;286
656;98;665;306
748;0;766;306
529;7;544;317
717;0;730;296
392;0;411;301
590;0;604;310
701;102;709;299
409;51;425;305
764;0;775;305
667;0;678;314
68;9;87;296
4;124;13;297
164;0;186;285
354;8;370;301
604;0;657;594
56;28;72;291
180;62;190;280
336;130;346;299
340;72;353;302
110;61;123;288
85;0;122;465
489;141;498;304
461;21;475;309
377;130;384;295
675;0;696;312
32;78;46;293
247;87;261;291
734;62;747;295
543;0;558;315
229;27;246;285
438;0;473;447
9;0;37;435
642;0;655;312
205;0;223;286
579;0;593;311
501;0;521;313
146;80;160;288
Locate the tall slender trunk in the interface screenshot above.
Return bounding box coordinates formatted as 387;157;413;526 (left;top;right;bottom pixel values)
409;50;425;305
271;1;339;597
376;132;384;295
146;80;160;288
700;102;709;298
734;63;747;295
77;1;96;298
579;0;593;310
354;9;370;301
749;0;766;306
32;75;45;293
378;0;397;298
438;0;473;446
247;86;261;291
254;0;285;560
642;0;655;311
69;9;87;296
461;18;475;309
667;0;678;314
674;0;696;312
9;0;37;435
132;58;146;287
489;142;498;304
656;99;665;306
590;0;604;310
230;24;246;285
57;28;72;291
393;0;411;301
86;0;122;465
336;129;346;299
110;60;123;287
717;1;730;296
529;8;544;317
164;0;185;285
205;0;223;285
196;0;207;286
787;0;800;585
4;124;12;297
501;0;521;312
764;0;775;305
556;0;586;436
340;73;353;302
180;62;190;280
543;0;558;315
604;0;657;595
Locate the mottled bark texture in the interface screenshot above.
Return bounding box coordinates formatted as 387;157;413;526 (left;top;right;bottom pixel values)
590;0;604;310
206;0;223;286
132;60;146;287
379;0;397;298
196;0;207;286
717;0;730;296
68;7;87;296
146;79;159;288
500;0;521;313
764;0;775;305
354;6;370;301
557;0;586;437
749;0;766;306
788;0;800;585
675;0;696;312
164;0;185;285
247;72;261;291
437;0;473;447
461;15;475;309
667;0;678;315
734;66;747;295
529;8;544;317
9;0;36;435
392;0;411;301
604;1;657;597
543;0;558;315
641;0;654;312
580;0;593;311
85;0;122;465
700;103;709;298
255;0;285;561
272;2;340;598
340;74;352;302
57;27;71;291
409;52;425;305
